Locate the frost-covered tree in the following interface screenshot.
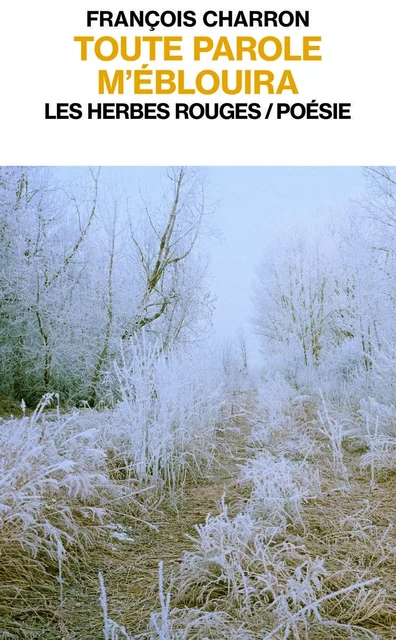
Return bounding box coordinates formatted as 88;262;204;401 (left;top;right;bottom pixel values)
253;168;396;389
0;167;101;402
122;167;214;343
0;167;214;405
253;234;335;376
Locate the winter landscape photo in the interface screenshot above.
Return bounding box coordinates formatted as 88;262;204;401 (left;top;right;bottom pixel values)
1;165;396;639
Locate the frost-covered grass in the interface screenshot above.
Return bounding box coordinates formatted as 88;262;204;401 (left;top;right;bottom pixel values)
0;394;110;558
110;380;390;640
0;394;120;632
0;342;250;635
2;342;396;638
142;497;384;640
101;340;232;489
241;453;321;529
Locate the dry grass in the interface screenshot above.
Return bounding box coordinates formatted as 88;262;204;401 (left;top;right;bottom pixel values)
134;393;396;640
84;416;251;637
0;405;249;638
301;455;396;637
2;391;396;639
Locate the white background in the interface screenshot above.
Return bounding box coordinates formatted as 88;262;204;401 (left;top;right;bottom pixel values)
1;1;395;165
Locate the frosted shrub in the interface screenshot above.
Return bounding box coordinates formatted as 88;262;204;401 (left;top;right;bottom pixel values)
256;376;311;438
177;500;259;611
315;337;372;406
0;415;102;558
176;500;323;618
220;334;251;397
259;342;313;389
102;339;230;487
0;395;127;610
241;453;321;530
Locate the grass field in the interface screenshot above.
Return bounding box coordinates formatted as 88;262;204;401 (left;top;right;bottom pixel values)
1;367;396;639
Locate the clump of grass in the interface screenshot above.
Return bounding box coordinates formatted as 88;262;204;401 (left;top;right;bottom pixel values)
160;499;383;639
316;394;351;486
240;453;321;531
0;394;141;634
100;340;240;490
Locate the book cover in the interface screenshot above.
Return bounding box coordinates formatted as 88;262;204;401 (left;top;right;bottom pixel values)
0;3;395;638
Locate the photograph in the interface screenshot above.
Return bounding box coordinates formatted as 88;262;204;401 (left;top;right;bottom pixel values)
1;165;395;638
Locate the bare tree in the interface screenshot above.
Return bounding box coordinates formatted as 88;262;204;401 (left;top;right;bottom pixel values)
122;167;213;343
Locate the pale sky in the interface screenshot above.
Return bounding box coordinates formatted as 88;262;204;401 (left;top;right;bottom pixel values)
56;166;366;364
